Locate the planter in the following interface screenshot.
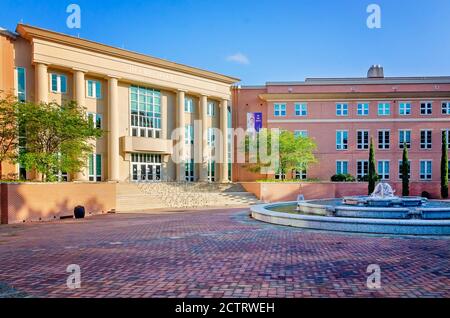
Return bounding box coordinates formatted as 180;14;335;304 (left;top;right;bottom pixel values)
74;205;85;219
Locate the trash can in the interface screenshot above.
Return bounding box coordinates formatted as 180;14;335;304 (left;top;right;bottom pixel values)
74;206;85;219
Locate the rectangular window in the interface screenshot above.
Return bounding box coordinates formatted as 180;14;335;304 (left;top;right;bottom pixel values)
88;112;103;129
378;130;390;149
295;103;307;116
398;160;411;180
185;125;194;145
336;161;348;174
275;169;286;180
399;102;411;115
87;80;102;99
336;130;348;150
88;154;102;181
294;130;308;138
130;85;161;139
295;169;307;180
444;130;450;147
420;160;432;180
207;102;215;116
399;130;411;148
15;67;26;102
357;160;368;181
420;130;432;149
207;127;215;146
185;98;194;113
442;102;450;115
357;130;369;150
50;73;67;93
208;160;215;182
420;102;432;115
336;103;348;116
378;103;390;116
185;159;194;182
357;103;369;116
378;160;390;180
274;103;286;117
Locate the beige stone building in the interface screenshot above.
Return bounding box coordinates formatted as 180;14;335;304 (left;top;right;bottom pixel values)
0;24;238;183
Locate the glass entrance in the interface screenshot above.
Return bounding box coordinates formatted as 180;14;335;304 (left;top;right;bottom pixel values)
131;153;162;182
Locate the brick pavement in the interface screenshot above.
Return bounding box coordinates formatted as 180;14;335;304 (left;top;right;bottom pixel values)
0;208;448;298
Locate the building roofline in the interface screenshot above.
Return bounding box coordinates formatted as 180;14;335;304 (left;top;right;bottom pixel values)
16;24;240;85
0;27;17;39
266;76;450;86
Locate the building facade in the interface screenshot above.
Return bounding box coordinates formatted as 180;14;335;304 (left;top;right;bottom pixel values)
0;24;238;183
232;66;450;184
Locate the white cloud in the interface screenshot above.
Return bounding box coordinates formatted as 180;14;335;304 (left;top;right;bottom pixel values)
226;52;250;65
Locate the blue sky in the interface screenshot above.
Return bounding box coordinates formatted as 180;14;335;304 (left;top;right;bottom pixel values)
1;0;449;84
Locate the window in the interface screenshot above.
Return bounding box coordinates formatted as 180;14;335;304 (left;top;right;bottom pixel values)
357;103;369;116
378;160;390;180
207;102;215;116
88;113;103;129
274;103;286;117
378;103;390;116
185;125;194;145
357;160;368;181
398;160;411;180
207;127;216;146
208;160;215;182
444;130;450;147
442;102;450;114
130;85;161;139
88;154;102;181
420;160;432;180
275;169;286;180
357;130;369;150
336;130;348;150
336;161;348;174
294;130;308;138
336;103;348;116
131;153;162;182
399;102;411;115
378;130;390;149
15;67;26;102
295;103;307;116
50;73;67;93
399;130;411;148
420;130;432;149
295;169;307;180
185;159;195;182
87;80;102;99
420;102;432;115
185;98;194;113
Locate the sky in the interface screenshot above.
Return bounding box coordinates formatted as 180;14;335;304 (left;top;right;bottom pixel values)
1;0;449;85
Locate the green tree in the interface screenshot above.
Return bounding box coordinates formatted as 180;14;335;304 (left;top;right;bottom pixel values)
17;100;102;182
243;129;317;180
0;97;19;179
441;131;448;198
368;137;377;194
401;143;410;196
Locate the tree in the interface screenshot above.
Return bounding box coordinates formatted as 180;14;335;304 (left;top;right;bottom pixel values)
441;131;448;198
17;100;102;182
0;97;19;179
243;129;317;180
368;137;377;194
401;143;410;196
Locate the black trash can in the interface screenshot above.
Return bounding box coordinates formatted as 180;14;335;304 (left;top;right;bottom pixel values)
74;206;85;219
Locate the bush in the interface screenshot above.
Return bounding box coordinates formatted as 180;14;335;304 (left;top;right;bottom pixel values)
331;174;356;182
421;191;431;199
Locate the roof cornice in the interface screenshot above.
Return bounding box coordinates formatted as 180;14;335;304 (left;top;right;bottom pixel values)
16;24;240;85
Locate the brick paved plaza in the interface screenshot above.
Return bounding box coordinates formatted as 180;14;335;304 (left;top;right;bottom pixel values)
0;209;448;298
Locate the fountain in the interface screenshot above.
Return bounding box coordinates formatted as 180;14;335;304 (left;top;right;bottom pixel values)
250;182;450;235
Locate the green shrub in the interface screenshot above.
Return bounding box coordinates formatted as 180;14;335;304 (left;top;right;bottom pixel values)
331;173;356;182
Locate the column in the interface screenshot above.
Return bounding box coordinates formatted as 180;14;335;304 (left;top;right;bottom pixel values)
35;63;48;103
176;90;186;182
73;70;89;181
219;99;229;183
108;77;120;182
199;95;209;182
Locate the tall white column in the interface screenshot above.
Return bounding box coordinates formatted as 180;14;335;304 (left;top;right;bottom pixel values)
176;90;186;182
73;69;89;181
199;95;209;182
108;77;120;182
35;63;48;103
219;99;229;183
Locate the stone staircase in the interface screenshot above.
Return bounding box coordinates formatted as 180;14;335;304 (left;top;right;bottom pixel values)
116;182;261;212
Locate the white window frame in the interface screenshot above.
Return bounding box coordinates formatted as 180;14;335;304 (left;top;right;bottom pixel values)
88;153;103;182
420;160;432;180
50;73;67;94
357;130;369;150
207;101;216;117
87;112;103;129
441;101;450;115
274;103;286;117
86;79;102;99
378;129;390;150
185;125;194;145
443;129;450;147
294;169;307;180
378;160;390;180
336;103;348;116
420;129;432;149
357;160;369;181
295;103;307;116
398;129;411;149
398;160;411;180
377;102;391;116
185;159;195;182
336;161;349;175
15;67;26;102
399;102;411;115
185;98;194;113
336;130;348;150
420;101;433;115
207;127;216;146
357;103;369;116
294;130;308;138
